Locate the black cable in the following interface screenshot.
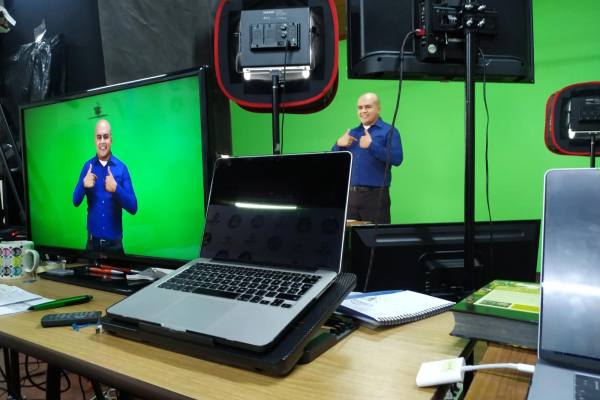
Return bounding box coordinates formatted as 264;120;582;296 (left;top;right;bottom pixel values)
363;30;417;293
24;355;47;391
62;369;71;392
79;375;86;400
23;356;71;393
280;40;290;153
479;47;494;280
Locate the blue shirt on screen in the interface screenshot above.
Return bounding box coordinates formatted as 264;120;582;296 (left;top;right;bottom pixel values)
73;154;137;240
331;118;403;187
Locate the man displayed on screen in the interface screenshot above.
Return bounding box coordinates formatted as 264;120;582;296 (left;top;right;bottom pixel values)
73;119;138;254
331;93;403;224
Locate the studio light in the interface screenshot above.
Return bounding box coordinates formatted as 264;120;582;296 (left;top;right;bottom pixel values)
215;0;339;154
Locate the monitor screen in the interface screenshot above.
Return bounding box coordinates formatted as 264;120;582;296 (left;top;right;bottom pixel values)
346;0;534;82
200;153;352;272
540;169;600;364
22;70;210;264
350;220;540;295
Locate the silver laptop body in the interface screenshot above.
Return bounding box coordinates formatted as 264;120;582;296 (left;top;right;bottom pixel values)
527;168;600;399
107;152;352;352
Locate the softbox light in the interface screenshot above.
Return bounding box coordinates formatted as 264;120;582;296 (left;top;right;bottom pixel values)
545;82;600;163
214;0;339;114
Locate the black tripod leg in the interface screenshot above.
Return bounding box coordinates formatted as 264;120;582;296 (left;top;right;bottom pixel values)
45;363;61;400
9;350;22;399
91;381;106;400
117;390;134;400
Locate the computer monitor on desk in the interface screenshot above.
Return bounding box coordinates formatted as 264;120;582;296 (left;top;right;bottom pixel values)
21;67;229;293
350;220;540;299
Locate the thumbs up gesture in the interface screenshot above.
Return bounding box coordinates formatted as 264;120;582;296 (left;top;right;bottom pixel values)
105;166;117;193
83;164;98;188
336;129;358;147
359;128;372;149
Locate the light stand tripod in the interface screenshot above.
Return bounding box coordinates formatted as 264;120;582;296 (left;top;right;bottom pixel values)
271;71;282;155
461;1;498;292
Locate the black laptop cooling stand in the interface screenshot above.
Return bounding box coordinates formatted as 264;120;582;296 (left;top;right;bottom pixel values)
101;273;357;376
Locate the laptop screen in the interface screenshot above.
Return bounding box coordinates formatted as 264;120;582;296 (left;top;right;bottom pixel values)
200;153;351;272
540;169;600;361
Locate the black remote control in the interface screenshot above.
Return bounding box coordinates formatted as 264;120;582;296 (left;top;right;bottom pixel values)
41;311;102;327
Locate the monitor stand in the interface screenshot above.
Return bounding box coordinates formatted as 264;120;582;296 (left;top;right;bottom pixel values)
37;265;151;295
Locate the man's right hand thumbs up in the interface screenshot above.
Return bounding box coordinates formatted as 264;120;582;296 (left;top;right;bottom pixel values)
337;129;358;147
83;164;98;189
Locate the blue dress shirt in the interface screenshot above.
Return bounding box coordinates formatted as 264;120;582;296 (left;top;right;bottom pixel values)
73;154;137;240
332;118;403;187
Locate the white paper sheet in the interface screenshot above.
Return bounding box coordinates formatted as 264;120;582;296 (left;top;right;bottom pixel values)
0;284;42;306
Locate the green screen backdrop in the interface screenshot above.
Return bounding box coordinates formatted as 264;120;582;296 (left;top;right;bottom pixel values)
24;75;205;261
229;0;600;272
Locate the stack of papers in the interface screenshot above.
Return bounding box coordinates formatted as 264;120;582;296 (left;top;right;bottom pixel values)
126;267;174;282
0;284;53;317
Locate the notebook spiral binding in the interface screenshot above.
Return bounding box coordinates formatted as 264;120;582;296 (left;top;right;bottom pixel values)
377;302;454;326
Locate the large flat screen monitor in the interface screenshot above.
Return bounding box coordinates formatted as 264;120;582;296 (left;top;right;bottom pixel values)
346;0;534;82
350;220;540;297
21;68;220;269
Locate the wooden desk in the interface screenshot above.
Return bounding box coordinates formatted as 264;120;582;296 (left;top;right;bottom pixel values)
0;279;471;400
465;343;537;400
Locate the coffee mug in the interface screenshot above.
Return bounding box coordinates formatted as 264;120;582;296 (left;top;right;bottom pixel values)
0;241;40;279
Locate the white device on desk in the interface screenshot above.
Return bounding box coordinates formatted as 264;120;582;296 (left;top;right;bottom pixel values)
527;169;600;400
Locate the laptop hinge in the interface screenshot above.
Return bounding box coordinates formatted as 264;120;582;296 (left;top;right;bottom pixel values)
211;257;319;272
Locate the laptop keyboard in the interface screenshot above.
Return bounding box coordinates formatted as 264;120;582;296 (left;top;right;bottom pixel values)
157;262;322;308
575;374;599;400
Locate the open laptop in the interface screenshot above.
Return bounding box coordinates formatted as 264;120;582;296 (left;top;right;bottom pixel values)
106;152;352;352
527;168;600;399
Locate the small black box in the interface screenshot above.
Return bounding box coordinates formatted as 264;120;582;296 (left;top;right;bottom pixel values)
240;8;310;69
571;97;600;132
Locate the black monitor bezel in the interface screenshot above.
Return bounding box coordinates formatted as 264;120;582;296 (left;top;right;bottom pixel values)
350;219;541;292
346;0;535;83
20;67;213;268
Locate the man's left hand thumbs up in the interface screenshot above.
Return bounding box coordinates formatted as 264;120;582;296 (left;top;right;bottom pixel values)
105;166;117;193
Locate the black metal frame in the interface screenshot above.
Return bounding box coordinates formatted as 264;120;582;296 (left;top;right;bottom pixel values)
0;104;26;226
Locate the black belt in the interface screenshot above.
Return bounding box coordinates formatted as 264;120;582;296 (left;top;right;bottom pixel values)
351;186;379;192
350;186;387;193
88;234;121;247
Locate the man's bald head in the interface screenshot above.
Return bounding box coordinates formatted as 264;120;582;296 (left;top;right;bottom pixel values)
95;119;112;135
357;93;381;127
94;119;113;161
358;93;380;107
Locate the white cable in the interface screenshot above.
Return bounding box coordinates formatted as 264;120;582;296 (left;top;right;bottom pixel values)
417;357;535;387
462;363;535;373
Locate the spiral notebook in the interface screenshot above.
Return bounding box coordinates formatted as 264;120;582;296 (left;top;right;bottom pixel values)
338;290;455;329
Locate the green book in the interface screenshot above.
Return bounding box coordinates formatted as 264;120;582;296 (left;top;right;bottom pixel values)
450;280;540;348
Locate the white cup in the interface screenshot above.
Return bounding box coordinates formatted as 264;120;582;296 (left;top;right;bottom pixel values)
0;240;40;279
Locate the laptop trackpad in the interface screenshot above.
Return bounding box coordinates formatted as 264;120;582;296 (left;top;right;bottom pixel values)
154;297;237;331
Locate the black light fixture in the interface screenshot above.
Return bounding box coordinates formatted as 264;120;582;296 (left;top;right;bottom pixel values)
215;0;339;154
545;82;600;167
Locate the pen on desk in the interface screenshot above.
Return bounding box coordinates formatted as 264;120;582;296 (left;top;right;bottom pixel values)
27;295;93;311
89;267;125;275
96;264;141;274
89;272;124;281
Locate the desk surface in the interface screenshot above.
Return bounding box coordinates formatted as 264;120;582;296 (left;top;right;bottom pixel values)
465;343;537;400
0;278;470;400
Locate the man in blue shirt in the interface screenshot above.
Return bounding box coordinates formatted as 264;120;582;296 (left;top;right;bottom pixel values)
332;93;403;224
73;120;138;254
